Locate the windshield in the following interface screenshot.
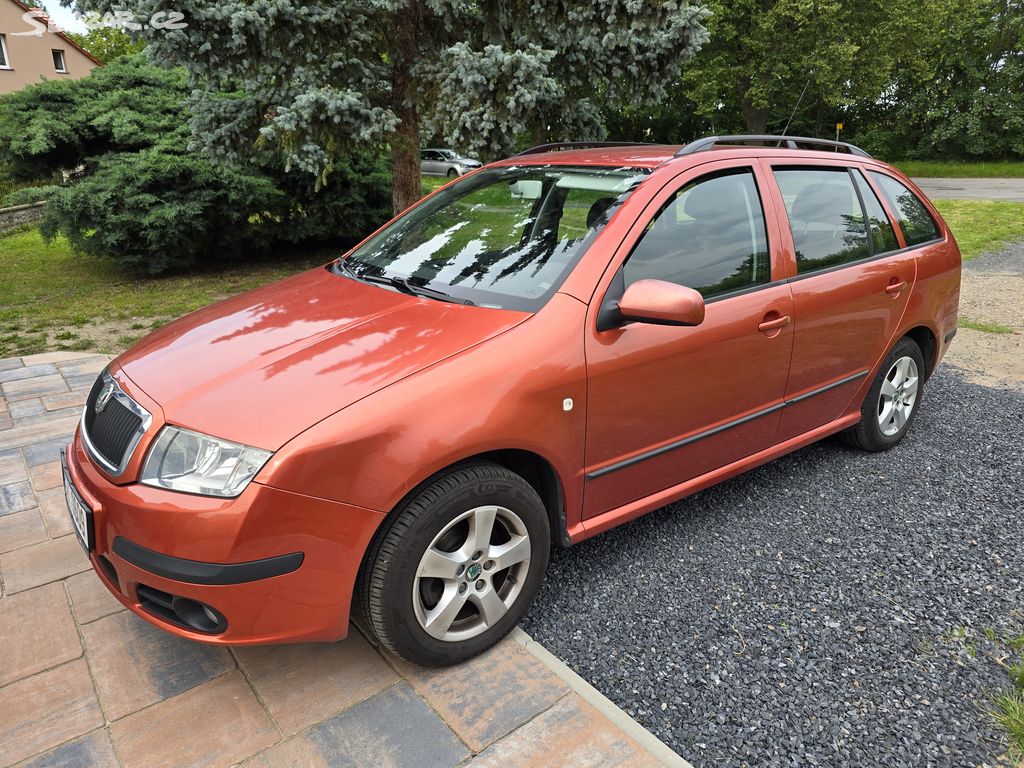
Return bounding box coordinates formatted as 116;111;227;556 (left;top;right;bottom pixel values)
337;165;649;311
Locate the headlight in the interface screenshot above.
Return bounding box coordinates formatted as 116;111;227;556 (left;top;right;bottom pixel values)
140;426;273;498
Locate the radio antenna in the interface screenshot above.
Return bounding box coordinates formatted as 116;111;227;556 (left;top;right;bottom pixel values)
781;78;811;137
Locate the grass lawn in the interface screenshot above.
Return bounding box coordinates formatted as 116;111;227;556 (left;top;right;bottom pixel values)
990;632;1024;764
421;176;449;194
0;178;451;358
958;318;1014;334
0;228;323;358
894;160;1024;178
932;199;1024;260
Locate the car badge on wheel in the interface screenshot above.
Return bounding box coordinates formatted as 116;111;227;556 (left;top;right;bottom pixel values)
95;381;116;413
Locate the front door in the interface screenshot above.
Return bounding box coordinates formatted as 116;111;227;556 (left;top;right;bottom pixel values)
760;162;920;442
583;161;795;518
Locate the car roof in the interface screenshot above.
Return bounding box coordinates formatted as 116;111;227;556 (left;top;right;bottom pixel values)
494;145;678;169
493;144;885;171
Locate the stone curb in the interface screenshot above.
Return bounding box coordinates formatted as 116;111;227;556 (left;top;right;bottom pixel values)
509;627;694;768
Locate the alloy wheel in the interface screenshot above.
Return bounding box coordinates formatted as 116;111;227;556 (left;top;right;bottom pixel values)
877;355;919;437
412;505;531;642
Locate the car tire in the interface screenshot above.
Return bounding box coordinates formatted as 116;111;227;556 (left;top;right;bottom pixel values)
358;463;550;666
842;336;926;452
447;168;459;178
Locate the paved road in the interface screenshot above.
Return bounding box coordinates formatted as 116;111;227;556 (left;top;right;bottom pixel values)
912;177;1024;202
524;367;1024;767
0;352;681;768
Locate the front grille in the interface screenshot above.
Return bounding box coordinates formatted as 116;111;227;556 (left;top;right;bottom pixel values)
82;372;149;474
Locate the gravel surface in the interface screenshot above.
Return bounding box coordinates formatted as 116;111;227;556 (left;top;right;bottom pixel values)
523;367;1024;767
950;243;1024;392
963;240;1024;276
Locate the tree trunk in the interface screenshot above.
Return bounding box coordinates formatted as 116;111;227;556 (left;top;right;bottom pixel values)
390;4;422;216
530;121;548;149
738;76;770;134
390;104;421;216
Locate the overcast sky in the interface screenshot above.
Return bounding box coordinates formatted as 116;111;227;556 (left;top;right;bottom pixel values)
40;0;87;34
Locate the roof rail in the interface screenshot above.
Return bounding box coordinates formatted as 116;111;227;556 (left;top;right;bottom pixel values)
674;135;872;158
514;141;656;157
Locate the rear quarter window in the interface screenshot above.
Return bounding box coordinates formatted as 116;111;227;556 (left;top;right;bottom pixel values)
868;172;941;247
852;170;899;254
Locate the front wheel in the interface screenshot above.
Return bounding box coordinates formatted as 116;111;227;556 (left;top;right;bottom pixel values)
358;464;550;666
446;168;459;178
842;336;925;452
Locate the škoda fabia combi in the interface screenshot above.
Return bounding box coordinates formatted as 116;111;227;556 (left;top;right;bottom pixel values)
64;136;960;665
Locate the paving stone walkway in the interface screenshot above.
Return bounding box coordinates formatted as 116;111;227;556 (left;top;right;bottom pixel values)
0;351;686;768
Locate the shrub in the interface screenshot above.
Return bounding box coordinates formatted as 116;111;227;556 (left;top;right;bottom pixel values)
39;150;280;274
0;54;391;274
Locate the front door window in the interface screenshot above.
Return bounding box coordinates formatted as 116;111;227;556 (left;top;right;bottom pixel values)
623;169;771;298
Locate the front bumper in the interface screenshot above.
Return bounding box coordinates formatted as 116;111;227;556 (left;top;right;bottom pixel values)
66;428;385;644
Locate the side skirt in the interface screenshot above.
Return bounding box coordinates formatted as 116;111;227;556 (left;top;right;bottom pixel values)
567;411;861;543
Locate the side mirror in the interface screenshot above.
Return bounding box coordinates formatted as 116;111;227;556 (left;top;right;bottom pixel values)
617;279;705;327
509;179;543;200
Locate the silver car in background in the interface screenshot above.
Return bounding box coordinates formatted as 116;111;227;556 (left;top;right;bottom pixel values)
420;148;483;178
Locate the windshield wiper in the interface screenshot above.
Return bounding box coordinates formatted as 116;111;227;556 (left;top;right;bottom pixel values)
385;274;475;306
334;261;473;305
333;258;361;281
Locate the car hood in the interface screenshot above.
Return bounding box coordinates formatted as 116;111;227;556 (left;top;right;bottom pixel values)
116;267;529;449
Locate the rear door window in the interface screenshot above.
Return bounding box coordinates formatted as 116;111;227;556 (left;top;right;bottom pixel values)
868;172;941;246
622;169;770;299
772;168;869;274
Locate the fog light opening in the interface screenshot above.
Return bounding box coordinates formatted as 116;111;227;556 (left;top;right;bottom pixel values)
170;596;228;634
96;555;120;591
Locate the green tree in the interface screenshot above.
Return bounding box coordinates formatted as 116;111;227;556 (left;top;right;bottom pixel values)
66;26;144;63
672;0;944;137
0;55;391;273
604;80;712;144
70;0;710;214
853;0;1023;158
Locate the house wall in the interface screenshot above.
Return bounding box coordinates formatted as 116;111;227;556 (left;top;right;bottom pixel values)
0;1;97;94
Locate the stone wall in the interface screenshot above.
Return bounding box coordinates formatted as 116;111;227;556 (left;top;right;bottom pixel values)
0;202;46;233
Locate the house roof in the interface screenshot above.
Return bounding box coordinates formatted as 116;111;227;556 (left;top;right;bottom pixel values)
3;0;104;66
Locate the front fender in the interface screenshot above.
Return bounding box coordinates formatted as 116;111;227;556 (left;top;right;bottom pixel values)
257;293;588;529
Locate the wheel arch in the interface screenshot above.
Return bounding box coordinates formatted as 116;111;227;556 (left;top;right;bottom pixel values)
352;448;570;634
363;449;570;567
477;449;569;548
903;324;938;379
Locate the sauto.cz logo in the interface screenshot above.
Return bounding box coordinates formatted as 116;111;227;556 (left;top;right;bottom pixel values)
94;381;117;414
13;7;187;36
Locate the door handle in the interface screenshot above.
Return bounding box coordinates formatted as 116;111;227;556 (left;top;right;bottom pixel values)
758;314;791;334
885;279;907;296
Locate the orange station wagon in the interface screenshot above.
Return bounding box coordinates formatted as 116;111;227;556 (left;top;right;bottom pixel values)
64;135;961;665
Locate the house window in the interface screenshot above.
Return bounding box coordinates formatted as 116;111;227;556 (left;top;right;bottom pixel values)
0;35;11;69
52;49;67;73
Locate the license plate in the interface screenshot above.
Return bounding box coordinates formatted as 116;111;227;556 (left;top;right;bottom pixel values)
61;449;94;552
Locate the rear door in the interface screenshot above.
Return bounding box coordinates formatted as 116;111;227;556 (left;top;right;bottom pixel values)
760;160;918;441
583;160;795;518
421;150;441;175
